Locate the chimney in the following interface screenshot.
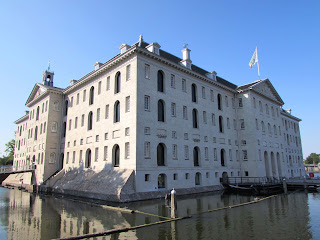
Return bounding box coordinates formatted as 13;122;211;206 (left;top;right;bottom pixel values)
70;79;78;86
146;42;161;55
286;109;292;114
25;111;29;116
94;62;103;70
206;71;217;81
180;45;192;69
120;44;131;54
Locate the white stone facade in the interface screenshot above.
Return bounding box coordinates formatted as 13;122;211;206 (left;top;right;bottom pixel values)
12;37;304;197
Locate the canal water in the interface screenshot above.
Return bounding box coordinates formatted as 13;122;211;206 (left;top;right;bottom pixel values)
0;187;319;240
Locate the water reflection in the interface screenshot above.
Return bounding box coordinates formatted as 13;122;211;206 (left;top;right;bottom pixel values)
0;187;319;240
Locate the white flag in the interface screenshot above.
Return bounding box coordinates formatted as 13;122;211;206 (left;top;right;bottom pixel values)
249;47;258;68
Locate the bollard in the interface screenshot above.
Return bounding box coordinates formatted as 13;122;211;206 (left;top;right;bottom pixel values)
303;176;307;190
171;188;176;219
283;178;288;194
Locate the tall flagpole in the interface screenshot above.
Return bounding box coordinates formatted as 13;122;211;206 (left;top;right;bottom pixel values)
256;47;260;80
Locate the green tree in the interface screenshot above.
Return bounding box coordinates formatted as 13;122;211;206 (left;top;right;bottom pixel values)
304;153;320;165
0;139;15;165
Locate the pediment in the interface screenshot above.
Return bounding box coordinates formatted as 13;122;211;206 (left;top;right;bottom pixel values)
251;79;284;105
25;84;48;106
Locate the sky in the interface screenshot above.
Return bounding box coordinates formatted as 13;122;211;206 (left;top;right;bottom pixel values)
0;0;319;159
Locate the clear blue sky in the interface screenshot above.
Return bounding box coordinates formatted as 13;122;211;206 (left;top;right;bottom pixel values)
0;1;319;159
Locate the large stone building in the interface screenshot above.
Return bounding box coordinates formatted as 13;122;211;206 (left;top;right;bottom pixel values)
8;36;304;201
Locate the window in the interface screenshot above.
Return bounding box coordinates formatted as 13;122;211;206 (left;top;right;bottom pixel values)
185;173;190;179
145;174;150;181
73;151;76;163
259;101;262;112
182;79;186;92
126;96;130;112
238;98;243;107
217;94;222;110
191;84;197;102
89;86;94;105
227;117;230;129
98;81;101;95
125;127;130;136
184;133;188;140
195;172;201;186
144;127;150;135
95;147;99;162
75;117;78;129
36;106;40;120
115;72;121;94
144;95;150;111
213;148;217;161
219;116;224;133
211;114;216;126
157;143;165;166
125;142;130;159
265;104;269;115
203;111;207;124
205;147;208;160
114;101;120;123
170;74;175;88
193;147;200;166
210;90;214;102
158;174;166;188
76;93;79;105
45;101;48;112
158;100;165;122
171;103;176;117
88;111;93;130
104;146;108;161
83;89;86;102
173;174;178;180
172;144;177;159
113;144;120;167
71;97;74;107
172;131;177;139
221;149;225;166
104;104;109;119
34;126;38;140
81;114;85;127
183;106;188;120
192;109;198;128
243;150;248;160
126;65;131;81
145;64;150;79
184;145;189;159
157;71;164;92
261;121;265;132
96;108;100;122
240;119;245;129
202;87;206;99
96;135;99;142
256;119;259;130
105;132;109;140
64;100;68;116
144;142;150;158
79;150;83;163
225;96;228;107
106;76;110;90
69;119;72;131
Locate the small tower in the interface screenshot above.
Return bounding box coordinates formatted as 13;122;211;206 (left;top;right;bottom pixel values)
42;62;54;87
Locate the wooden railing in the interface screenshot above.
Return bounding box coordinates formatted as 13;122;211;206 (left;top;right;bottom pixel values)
227;177;283;185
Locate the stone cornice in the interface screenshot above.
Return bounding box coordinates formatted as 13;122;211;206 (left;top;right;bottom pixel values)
63;47;137;95
26;85;63;108
14;114;29;124
281;110;301;122
136;47;237;93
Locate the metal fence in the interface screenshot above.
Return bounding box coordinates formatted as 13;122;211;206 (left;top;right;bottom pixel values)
227;177;283;185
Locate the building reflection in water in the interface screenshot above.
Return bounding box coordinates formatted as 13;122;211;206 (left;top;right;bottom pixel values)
1;188;317;240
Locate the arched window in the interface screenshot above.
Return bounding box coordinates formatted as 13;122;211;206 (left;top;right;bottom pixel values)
36;106;40;121
113;144;120;167
261;121;265;132
268;123;271;134
157;71;164;92
115;72;121;94
191;84;197;102
158;174;166;188
221;149;225;166
219;116;223;133
217;94;222;110
158;100;165;122
85;149;91;168
34;126;38;140
63;122;66;137
89;86;95;105
157;143;166;166
88;111;93;130
114;101;120;123
64;100;68;116
195;172;201;186
192;109;198;128
193;147;200;166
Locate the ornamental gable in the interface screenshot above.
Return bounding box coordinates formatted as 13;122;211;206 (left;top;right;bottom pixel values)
251;80;284;105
